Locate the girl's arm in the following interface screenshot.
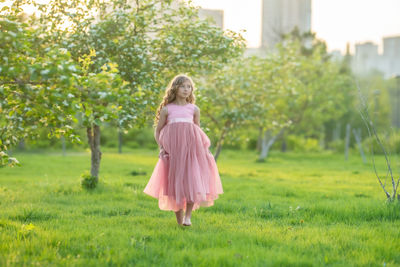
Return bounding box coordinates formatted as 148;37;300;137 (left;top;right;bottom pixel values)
154;107;168;147
193;105;200;127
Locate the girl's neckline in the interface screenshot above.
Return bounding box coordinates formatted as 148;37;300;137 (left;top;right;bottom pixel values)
170;102;190;107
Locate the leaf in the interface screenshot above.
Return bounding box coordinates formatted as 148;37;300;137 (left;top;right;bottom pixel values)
94;118;101;126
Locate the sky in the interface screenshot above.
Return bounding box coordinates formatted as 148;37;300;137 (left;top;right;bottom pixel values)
190;0;400;54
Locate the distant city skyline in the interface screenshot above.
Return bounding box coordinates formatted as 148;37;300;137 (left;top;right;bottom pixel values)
190;0;400;54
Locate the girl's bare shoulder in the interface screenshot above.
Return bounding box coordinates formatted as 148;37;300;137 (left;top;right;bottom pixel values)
160;106;168;115
192;103;200;112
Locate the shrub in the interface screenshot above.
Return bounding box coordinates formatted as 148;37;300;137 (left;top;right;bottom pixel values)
126;141;140;149
286;135;323;152
327;139;345;153
104;140;117;148
80;171;98;190
362;131;400;154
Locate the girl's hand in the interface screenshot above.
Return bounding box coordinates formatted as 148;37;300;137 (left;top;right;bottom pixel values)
159;146;168;159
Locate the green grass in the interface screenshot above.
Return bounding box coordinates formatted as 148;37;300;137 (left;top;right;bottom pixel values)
0;148;399;266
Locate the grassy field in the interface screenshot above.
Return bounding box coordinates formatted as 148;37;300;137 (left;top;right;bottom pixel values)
0;148;399;266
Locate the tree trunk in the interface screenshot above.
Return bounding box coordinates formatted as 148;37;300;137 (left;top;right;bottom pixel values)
213;125;229;162
118;130;122;154
319;126;325;150
259;128;284;161
61;135;66;156
333;122;341;141
256;127;263;152
214;142;223;162
259;129;271;161
280;129;287;152
18;139;25;150
87;125;102;181
352;128;366;163
345;123;351;161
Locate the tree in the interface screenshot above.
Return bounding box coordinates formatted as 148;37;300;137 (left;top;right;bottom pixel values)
0;16;81;167
1;0;245;178
197;56;262;161
56;0;245;177
75;50;135;181
357;79;400;202
257;35;353;160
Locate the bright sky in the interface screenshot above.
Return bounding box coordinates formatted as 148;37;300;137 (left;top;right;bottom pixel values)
190;0;400;54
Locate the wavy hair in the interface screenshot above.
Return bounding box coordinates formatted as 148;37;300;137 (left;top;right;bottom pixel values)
153;74;196;128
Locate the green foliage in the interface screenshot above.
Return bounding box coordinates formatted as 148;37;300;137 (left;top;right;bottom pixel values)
327;139;346;153
272;38;353;137
100;126;158;149
356;72;393;130
362;130;400;155
0;151;21;167
285;134;323;153
154;2;246;78
0;17;82;165
2;0;393;162
323;66;395;149
197;56;265;151
197;33;354;155
80;171;98;190
76;50;134;130
1;0;245;166
50;0;245;126
326;129;400;155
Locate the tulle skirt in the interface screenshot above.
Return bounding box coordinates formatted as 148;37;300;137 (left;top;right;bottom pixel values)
143;121;223;212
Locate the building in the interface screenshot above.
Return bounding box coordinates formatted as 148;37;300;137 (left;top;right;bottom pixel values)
198;8;224;29
382;36;400;78
353;42;380;75
261;0;312;50
352;36;400;79
244;0;312;57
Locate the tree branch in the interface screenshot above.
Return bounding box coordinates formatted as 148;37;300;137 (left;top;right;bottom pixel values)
356;79;393;199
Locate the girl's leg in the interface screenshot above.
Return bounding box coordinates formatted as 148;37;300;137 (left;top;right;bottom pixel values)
175;209;184;225
185;202;194;220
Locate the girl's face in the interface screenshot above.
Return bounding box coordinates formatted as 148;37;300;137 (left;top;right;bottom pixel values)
176;80;192;99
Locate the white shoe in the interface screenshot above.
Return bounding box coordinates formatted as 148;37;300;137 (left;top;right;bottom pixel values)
183;217;191;226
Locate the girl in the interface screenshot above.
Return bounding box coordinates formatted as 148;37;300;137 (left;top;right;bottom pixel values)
143;74;224;226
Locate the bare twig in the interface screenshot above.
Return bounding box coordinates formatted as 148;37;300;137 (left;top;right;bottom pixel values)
355;78;397;200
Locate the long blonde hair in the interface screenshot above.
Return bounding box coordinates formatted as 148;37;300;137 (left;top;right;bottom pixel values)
153;74;196;128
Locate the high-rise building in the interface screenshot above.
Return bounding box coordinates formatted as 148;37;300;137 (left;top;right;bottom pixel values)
353;42;379;75
382;36;400;78
351;36;400;78
261;0;312;50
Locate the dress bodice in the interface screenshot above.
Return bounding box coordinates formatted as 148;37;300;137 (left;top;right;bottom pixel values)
166;103;195;123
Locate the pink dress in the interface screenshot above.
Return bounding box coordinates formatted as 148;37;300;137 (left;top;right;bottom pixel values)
143;103;223;212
